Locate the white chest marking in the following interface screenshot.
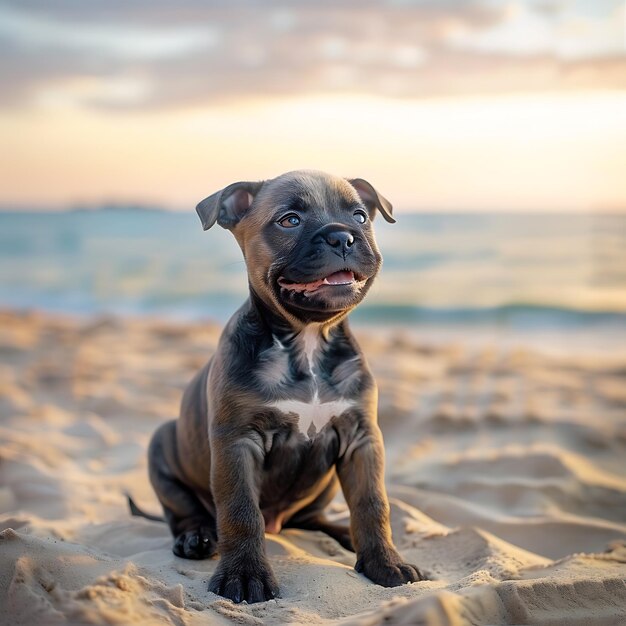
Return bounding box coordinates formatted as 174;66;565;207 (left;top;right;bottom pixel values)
269;397;355;436
301;324;320;370
266;324;354;436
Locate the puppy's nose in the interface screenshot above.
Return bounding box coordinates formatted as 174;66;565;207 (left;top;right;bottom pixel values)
313;222;355;259
313;224;356;258
326;230;354;249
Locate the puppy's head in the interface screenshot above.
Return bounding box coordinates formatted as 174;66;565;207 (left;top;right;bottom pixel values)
196;170;394;325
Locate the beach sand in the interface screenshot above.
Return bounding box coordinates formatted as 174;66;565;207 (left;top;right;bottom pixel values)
1;310;625;625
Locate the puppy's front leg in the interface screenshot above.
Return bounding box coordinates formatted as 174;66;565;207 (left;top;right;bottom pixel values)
338;425;424;586
208;438;279;603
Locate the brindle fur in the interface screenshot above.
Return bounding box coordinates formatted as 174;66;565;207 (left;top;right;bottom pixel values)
147;171;424;604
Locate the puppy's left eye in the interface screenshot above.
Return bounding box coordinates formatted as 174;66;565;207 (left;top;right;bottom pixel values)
278;214;301;228
354;210;368;224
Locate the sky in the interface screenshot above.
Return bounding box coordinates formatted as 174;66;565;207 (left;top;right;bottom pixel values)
1;0;625;212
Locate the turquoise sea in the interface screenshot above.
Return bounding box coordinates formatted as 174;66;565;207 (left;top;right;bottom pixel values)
1;210;625;336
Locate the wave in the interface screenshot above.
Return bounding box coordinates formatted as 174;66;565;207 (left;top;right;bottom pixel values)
3;298;625;330
351;303;626;327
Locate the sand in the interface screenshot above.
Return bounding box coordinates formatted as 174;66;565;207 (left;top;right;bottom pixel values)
1;309;625;625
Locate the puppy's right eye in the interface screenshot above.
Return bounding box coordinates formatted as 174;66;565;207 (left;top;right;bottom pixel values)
278;214;301;228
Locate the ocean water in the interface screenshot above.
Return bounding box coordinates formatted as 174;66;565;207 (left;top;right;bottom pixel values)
1;210;625;334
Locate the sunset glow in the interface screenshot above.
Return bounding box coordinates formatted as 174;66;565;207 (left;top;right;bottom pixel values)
1;0;625;212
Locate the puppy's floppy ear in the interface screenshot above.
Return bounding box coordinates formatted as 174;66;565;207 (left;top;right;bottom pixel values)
347;178;395;224
196;180;264;231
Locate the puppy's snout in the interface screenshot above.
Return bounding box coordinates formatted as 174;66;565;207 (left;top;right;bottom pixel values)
315;224;355;257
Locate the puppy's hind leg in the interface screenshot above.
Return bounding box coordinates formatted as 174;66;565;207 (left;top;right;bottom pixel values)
284;476;354;552
148;420;217;560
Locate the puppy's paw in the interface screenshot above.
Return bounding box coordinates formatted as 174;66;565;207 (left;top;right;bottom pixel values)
355;549;425;587
208;558;279;603
172;526;217;560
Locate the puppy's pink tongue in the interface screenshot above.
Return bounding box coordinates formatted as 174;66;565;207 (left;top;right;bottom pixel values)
324;270;355;285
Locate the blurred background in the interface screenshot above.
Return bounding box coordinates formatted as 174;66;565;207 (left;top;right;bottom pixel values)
1;0;625;351
2;6;626;621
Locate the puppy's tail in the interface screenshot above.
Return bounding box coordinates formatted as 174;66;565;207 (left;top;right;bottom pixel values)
126;493;165;522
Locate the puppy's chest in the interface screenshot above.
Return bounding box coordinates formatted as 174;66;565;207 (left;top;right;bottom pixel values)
257;331;361;438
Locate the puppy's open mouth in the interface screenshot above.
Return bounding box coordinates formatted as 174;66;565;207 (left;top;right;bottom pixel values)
278;270;365;294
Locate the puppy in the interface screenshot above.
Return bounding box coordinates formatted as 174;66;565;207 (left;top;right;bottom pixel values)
146;170;424;603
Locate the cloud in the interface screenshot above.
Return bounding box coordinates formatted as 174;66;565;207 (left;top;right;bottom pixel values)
0;0;624;111
0;6;217;60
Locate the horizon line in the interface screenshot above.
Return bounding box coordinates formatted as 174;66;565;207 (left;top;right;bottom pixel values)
1;204;625;215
